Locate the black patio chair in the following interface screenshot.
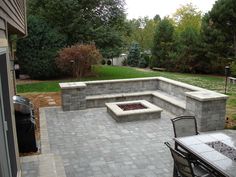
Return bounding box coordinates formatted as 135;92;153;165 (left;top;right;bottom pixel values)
171;116;199;138
171;116;199;153
164;142;215;177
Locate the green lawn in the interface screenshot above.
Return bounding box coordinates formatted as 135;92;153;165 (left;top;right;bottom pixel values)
17;65;235;94
17;65;236;121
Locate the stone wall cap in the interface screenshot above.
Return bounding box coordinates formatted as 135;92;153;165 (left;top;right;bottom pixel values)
84;77;159;84
157;77;206;91
185;91;228;101
105;100;162;116
59;82;87;89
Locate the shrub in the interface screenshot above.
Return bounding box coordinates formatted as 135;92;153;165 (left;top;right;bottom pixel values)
16;15;66;79
56;44;102;78
101;59;106;65
107;60;112;65
144;55;150;67
149;56;155;69
122;58;128;66
138;57;147;68
231;61;236;77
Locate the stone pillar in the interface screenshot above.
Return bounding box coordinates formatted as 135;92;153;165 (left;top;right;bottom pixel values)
185;91;228;132
59;82;87;111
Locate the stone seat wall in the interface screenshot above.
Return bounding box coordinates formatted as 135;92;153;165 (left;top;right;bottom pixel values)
84;77;159;96
59;77;228;132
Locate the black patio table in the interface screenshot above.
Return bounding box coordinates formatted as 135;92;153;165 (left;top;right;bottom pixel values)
174;132;236;177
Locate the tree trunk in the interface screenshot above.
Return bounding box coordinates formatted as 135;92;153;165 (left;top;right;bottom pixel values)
234;32;236;58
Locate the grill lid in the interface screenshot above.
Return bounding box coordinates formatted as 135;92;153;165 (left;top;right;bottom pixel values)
13;95;31;106
13;95;33;114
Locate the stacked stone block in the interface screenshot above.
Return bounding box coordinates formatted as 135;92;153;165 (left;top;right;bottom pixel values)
185;91;228;131
84;77;159;96
59;82;86;111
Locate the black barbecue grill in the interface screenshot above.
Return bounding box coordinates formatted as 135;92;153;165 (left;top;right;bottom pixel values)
13;95;38;153
13;95;34;115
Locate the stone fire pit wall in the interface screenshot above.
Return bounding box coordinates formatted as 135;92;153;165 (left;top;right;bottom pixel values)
59;77;228;132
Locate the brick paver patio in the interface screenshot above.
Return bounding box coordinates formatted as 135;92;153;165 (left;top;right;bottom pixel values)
22;107;175;177
21;107;236;177
49;107;174;177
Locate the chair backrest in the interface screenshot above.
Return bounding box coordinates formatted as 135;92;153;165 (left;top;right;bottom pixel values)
171;116;198;138
165;142;194;177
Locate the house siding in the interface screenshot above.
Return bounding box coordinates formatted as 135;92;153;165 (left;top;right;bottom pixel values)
0;0;26;176
0;0;26;35
0;17;5;30
0;52;19;177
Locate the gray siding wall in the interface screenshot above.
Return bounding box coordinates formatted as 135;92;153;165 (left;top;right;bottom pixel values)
0;19;7;47
0;1;26;176
0;52;19;177
0;18;6;30
0;0;26;35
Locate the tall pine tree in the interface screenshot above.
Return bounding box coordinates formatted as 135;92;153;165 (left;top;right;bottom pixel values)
152;18;175;68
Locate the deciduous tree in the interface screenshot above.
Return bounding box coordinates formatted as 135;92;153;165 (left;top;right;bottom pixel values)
172;3;202;33
28;0;126;57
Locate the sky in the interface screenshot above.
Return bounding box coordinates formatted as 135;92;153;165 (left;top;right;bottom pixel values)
125;0;217;19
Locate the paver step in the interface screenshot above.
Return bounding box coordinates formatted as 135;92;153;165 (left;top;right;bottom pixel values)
21;153;66;177
54;155;66;177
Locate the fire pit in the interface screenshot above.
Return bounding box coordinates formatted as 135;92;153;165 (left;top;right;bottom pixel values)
206;141;236;161
118;103;147;111
106;100;162;122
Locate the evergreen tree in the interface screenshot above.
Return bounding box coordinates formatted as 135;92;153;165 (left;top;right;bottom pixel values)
172;3;203;73
127;42;141;67
152;18;175;68
175;26;201;73
208;0;236;57
200;0;236;73
138;56;147;68
16;16;66;79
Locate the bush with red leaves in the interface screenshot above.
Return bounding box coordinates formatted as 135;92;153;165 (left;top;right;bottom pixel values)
56;44;102;78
